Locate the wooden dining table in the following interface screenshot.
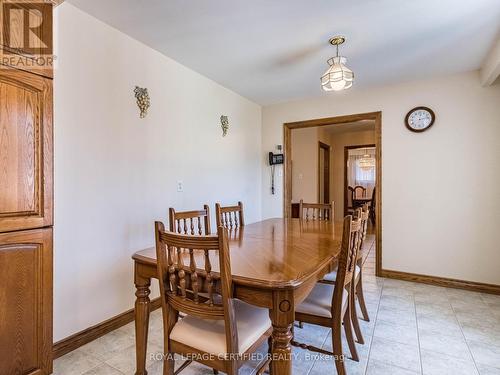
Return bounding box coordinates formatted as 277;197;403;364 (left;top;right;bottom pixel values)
353;197;372;209
132;218;343;375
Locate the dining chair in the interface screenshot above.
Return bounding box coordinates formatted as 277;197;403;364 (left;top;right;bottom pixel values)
321;206;369;345
296;199;334;329
346;187;355;215
292;215;363;374
355;204;371;322
169;205;211;235
299;199;334;221
215;201;244;229
154;222;273;375
353;186;366;199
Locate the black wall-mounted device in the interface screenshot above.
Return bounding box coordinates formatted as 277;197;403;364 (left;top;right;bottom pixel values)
269;152;284;165
268;151;283;195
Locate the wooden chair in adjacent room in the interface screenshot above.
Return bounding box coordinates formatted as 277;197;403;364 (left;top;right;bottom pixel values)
299;199;334;221
353;185;366;199
169;205;211;235
215;201;244;229
292;215;363;374
154;223;273;375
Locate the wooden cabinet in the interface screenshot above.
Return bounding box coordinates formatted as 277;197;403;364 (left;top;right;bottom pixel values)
0;67;53;233
0;228;53;375
0;2;54;373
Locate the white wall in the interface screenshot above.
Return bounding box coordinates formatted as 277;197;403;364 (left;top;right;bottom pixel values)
54;4;262;341
262;71;500;285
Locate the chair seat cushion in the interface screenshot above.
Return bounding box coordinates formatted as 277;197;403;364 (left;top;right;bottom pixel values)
170;299;271;355
322;265;361;283
296;283;347;318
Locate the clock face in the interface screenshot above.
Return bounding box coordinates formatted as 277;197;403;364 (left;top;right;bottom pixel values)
405;107;435;132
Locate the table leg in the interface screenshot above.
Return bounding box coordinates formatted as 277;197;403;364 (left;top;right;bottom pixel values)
134;269;151;375
270;291;294;375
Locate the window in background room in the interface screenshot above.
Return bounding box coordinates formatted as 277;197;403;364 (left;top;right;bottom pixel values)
347;147;376;197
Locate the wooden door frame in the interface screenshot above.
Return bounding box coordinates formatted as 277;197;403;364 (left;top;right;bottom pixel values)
318;141;331;204
344;143;376;216
284;111;382;276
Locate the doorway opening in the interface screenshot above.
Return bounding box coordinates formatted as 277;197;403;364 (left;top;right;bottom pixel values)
344;144;376;221
284;112;382;276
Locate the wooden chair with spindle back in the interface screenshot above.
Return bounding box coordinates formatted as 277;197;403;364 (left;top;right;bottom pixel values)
292;215;363;374
215;201;244;229
169;205;211;235
353;185;366;199
296;199;334;330
299;200;334;221
354;204;371;323
155;222;273;375
320;207;368;346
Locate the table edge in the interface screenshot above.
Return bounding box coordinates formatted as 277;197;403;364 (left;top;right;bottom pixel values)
132;250;336;290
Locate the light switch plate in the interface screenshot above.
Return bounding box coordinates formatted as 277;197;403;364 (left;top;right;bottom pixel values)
177;181;183;192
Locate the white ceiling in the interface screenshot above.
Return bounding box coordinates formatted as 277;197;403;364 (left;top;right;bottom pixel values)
68;0;500;105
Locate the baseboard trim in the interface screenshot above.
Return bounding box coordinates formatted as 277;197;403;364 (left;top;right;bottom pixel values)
380;269;500;295
53;297;162;359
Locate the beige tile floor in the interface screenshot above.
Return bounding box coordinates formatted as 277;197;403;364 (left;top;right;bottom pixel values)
54;233;500;375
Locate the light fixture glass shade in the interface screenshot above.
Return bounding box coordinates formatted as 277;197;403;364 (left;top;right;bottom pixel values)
321;56;354;91
358;154;375;170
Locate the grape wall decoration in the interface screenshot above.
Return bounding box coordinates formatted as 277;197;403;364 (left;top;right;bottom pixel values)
220;115;229;137
134;86;150;118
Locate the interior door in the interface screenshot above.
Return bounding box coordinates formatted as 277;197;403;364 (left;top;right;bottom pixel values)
0;228;53;375
318;142;330;204
0;67;53;232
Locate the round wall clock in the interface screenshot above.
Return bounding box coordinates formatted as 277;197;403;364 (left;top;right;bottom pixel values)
405;106;435;132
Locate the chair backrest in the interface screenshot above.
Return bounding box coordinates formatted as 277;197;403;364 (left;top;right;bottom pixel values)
347;186;355;208
155;223;238;353
169;205;211;235
215;201;244;229
353;185;366;198
334;213;362;291
328;214;362;325
299;200;334;221
356;204;370;257
360;204;369;238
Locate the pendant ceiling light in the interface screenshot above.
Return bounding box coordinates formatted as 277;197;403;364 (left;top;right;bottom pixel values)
321;36;354;92
358;149;375;171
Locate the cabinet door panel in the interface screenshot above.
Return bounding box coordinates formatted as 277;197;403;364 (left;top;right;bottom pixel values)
0;67;53;232
0;228;52;375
